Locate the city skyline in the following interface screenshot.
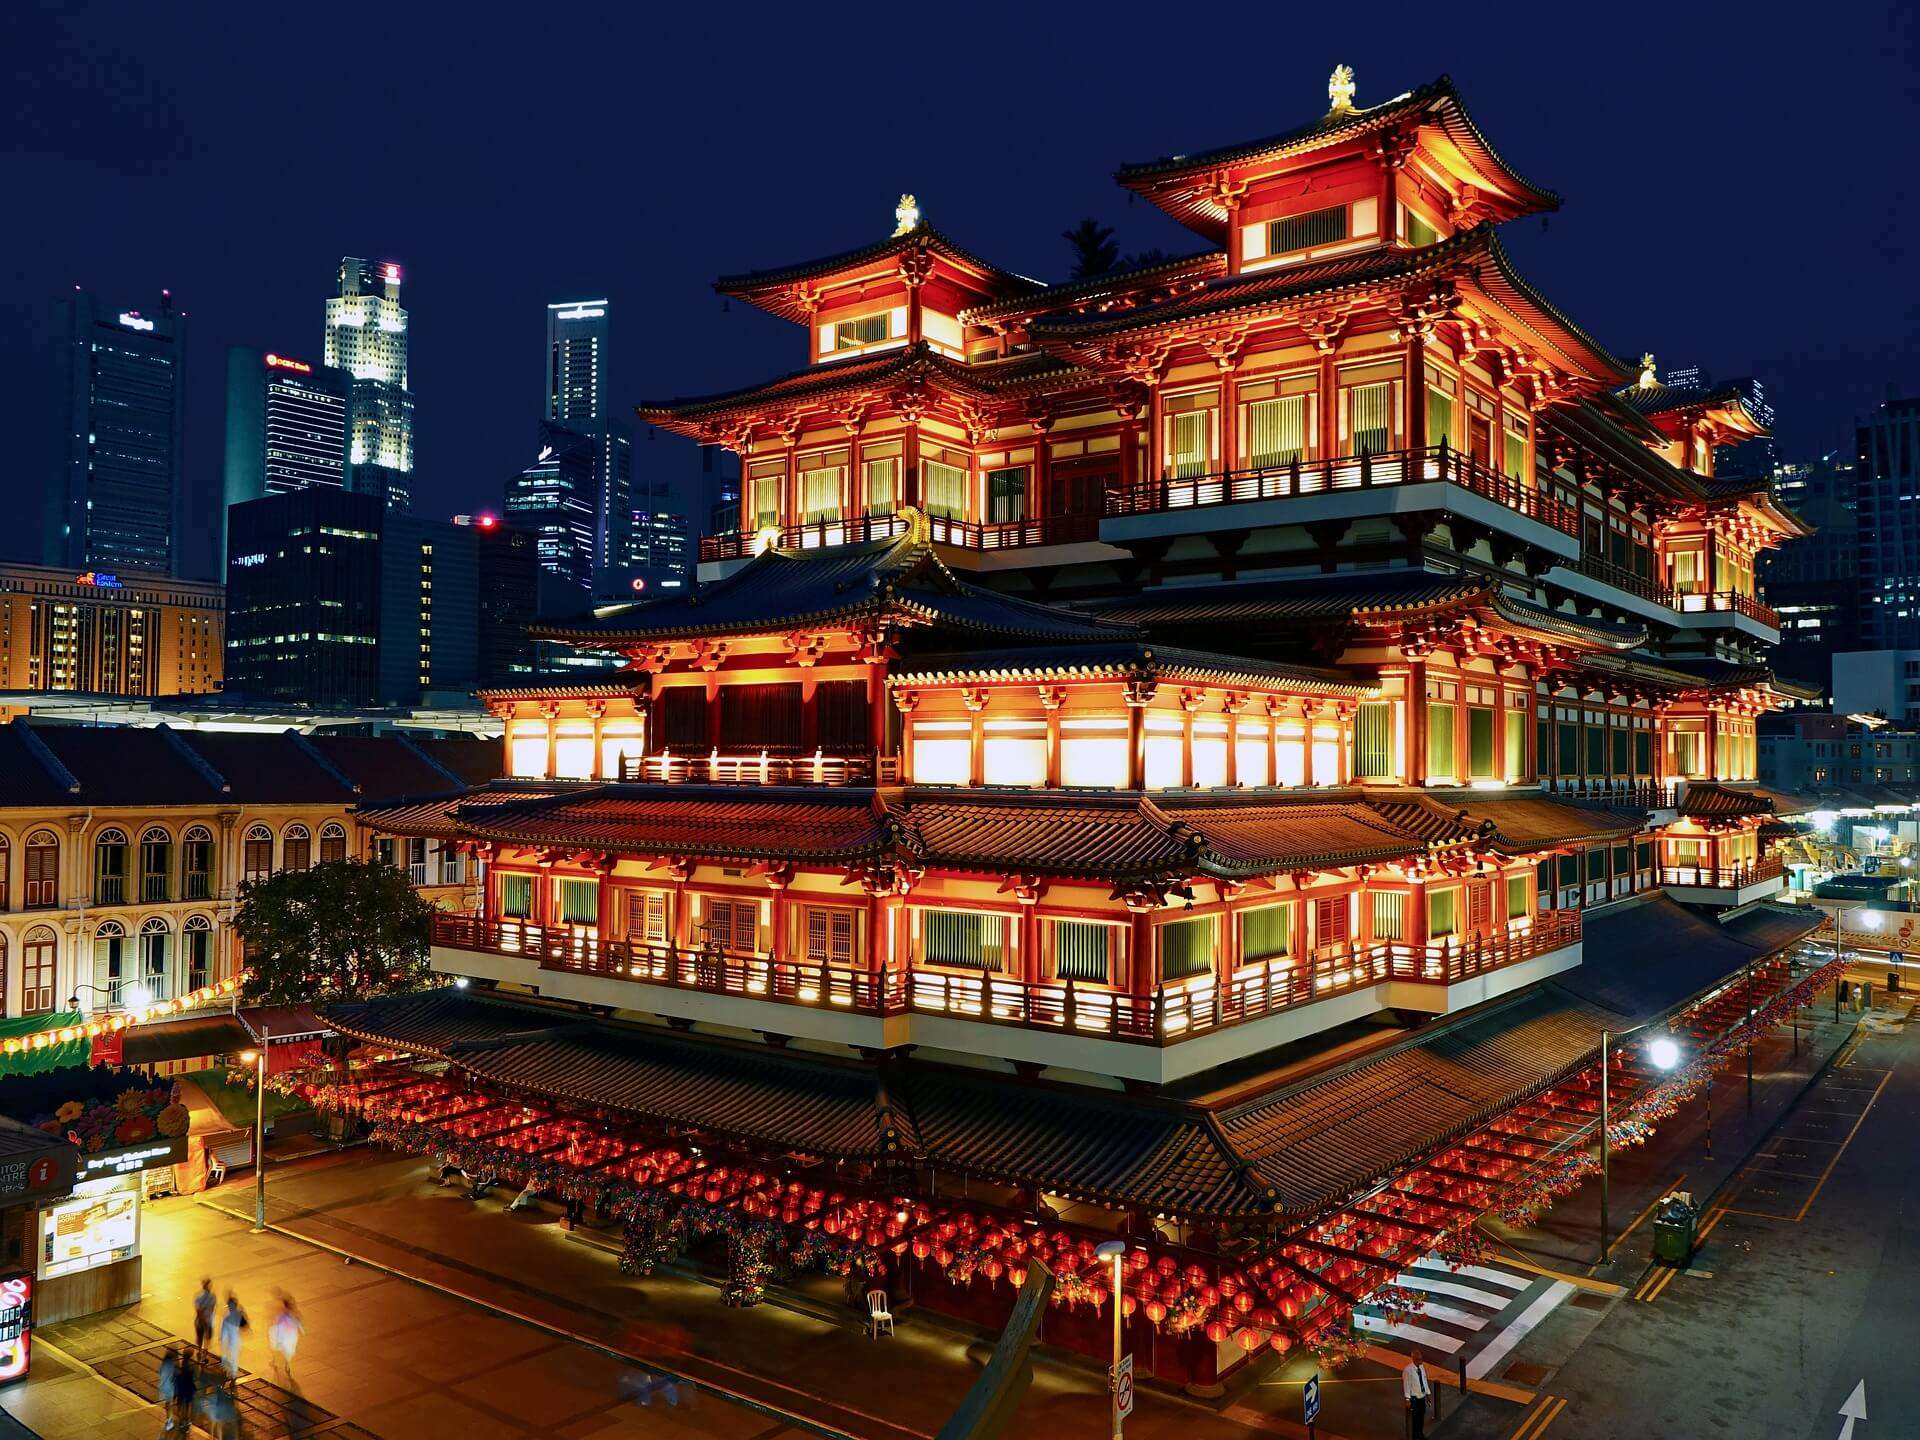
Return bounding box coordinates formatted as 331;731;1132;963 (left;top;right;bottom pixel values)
4;5;1916;572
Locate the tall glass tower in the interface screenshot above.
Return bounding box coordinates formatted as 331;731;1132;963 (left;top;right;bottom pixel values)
326;258;414;512
545;299;628;572
47;289;187;575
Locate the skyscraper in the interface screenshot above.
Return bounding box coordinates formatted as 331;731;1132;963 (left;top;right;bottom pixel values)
544;298;629;572
221;348;350;564
1856;395;1920;649
503;422;599;595
325;257;414;512
47;289;188;576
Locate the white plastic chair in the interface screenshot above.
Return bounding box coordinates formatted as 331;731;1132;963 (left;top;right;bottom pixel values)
866;1289;894;1338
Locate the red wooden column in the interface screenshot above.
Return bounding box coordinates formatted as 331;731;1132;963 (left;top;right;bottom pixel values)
1407;666;1428;784
594;859;616;953
1128;908;1155;1001
1125;681;1155;789
1041;687;1065;787
1406;335;1428;454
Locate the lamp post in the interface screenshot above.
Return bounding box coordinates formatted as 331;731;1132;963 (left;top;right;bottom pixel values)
1096;1239;1127;1440
1598;1027;1681;1265
240;1023;270;1232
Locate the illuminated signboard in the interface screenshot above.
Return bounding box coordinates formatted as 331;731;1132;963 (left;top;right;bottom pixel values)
40;1183;139;1279
555;307;605;320
232;553;267;568
264;353;312;373
75;572;123;589
117;312;155;332
0;1275;29;1385
79;1136;185;1180
383;263;402;283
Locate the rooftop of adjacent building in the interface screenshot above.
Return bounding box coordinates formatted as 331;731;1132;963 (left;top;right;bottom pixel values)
0;562;224;603
0;689;503;736
0;717;500;809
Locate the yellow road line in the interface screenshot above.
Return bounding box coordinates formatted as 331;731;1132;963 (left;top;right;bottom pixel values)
1510;1393;1567;1440
1694;1204;1730;1244
1476;1232;1628;1296
1605;1173;1686;1259
1796;1066;1894;1221
1644;1264;1681;1304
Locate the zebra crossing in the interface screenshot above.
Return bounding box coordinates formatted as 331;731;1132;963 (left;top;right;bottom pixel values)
1352;1254;1578;1380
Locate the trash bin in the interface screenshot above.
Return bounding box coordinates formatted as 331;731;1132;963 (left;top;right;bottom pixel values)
1890;970;1902;994
1652;1193;1697;1268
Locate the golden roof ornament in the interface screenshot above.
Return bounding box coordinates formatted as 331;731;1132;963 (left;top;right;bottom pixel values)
1637;353;1659;390
893;194;921;237
1328;64;1357;114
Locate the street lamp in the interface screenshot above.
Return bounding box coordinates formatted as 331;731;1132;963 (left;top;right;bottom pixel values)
238;1021;270;1233
1598;1025;1681;1265
1096;1238;1127;1440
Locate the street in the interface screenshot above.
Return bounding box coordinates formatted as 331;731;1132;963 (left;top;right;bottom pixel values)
1436;1001;1919;1440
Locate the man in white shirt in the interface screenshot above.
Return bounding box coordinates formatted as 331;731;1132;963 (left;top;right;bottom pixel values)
1403;1346;1434;1439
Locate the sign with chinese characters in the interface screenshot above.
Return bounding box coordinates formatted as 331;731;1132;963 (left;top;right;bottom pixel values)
78;1136;185;1180
0;1275;30;1384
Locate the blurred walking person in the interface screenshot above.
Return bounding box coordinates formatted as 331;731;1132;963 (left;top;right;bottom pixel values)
267;1294;303;1386
218;1292;248;1379
193;1279;216;1352
168;1351;197;1432
156;1347;179;1434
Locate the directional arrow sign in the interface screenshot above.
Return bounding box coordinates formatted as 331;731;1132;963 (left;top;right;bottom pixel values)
1838;1378;1867;1440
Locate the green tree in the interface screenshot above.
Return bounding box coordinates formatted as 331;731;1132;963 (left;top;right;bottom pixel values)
1062;218;1120;280
234;858;437;1005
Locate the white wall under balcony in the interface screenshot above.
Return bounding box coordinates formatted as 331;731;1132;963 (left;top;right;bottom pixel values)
429;944;907;1050
1380;939;1583;1015
1660;875;1785;909
1544;564;1681;628
1100;480;1580;561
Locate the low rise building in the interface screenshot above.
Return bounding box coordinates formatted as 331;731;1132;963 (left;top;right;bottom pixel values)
0;723;498;1022
0;565;222;697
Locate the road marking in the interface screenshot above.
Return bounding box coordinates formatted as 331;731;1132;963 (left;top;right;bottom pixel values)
1352;1313;1466;1352
1838;1378;1867;1440
1390;1272;1517;1307
1509;1393;1567;1440
1694;1204;1730;1245
1477;1232;1628;1295
1797;1068;1894;1221
1468;1282;1574;1381
1604;1173;1687;1260
1634;1263;1682;1304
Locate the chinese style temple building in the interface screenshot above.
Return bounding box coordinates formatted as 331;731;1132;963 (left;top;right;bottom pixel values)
336;70;1829;1384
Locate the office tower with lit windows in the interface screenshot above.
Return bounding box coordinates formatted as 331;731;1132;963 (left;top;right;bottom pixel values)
1857;396;1920;649
544;298;630;570
221;348;350;566
225;487;474;707
326;257;414;512
47;290;188;576
503;421;600;596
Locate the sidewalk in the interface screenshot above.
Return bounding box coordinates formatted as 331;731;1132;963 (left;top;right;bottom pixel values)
178;1152;1312;1440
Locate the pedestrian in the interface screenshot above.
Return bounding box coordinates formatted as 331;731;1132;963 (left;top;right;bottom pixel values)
169;1352;197;1432
267;1294;303;1385
218;1292;248;1379
1403;1345;1434;1440
157;1348;178;1434
193;1278;216;1352
199;1377;240;1440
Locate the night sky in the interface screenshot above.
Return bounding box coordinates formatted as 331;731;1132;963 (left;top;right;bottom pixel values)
7;2;1916;580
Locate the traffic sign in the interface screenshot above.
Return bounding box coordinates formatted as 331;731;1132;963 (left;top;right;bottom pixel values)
1114;1353;1135;1421
1304;1373;1321;1425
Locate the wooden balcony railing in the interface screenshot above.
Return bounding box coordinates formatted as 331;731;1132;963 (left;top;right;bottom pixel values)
433;909;1582;1047
1671;590;1781;628
1545;778;1678;808
616;751;897;786
1565;554;1682;608
699;510;1102;563
1659;855;1785;890
1103;444;1581;538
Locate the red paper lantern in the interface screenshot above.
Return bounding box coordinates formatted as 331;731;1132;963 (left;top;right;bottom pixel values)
1233;1290;1254;1314
1145;1300;1168;1326
1236;1327;1263;1352
1268;1332;1292;1355
1205;1320;1229;1345
1121;1296;1138;1318
913;1239;931;1260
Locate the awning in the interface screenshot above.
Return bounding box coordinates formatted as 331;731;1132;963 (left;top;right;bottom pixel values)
121;1013;253;1066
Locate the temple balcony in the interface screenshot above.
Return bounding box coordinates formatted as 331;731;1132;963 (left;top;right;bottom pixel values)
1544;776;1679;823
1546;553;1687;627
615;751;900;786
699;511;1126;574
1658;853;1785;907
1100;445;1580;559
1669;590;1782;641
428;910;1581;1085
